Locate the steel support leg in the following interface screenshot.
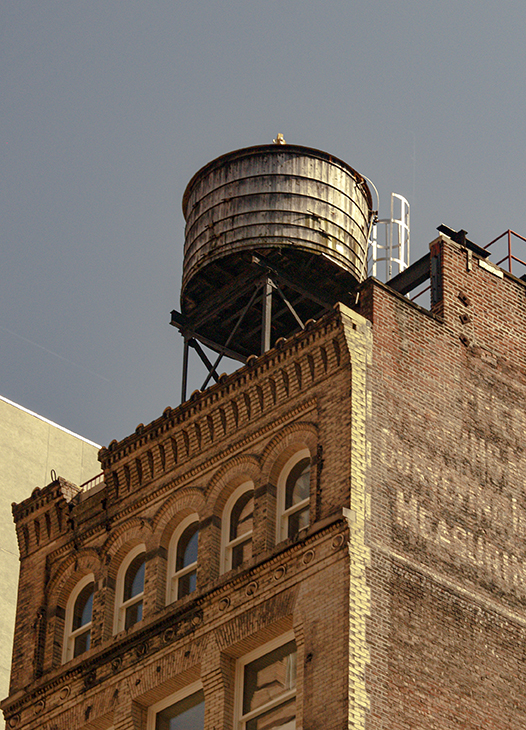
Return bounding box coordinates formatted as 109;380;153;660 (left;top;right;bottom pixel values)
181;337;189;403
261;277;273;354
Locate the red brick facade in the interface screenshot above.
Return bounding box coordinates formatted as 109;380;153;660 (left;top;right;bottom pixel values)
3;233;526;729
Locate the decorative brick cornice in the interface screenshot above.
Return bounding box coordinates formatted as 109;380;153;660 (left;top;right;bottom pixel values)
17;307;347;555
48;399;318;563
98;308;342;471
12;478;80;523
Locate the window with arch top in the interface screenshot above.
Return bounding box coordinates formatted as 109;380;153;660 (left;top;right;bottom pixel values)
277;450;311;541
166;514;199;604
221;482;254;573
62;573;95;663
114;544;146;633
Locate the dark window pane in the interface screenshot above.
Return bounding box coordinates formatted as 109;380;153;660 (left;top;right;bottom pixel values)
230;491;254;541
243;641;296;716
72;583;94;630
287;506;309;538
73;629;91;658
125;599;143;630
156;690;205;730
177;569;197;599
176;522;199;571
232;538;252;569
124;554;145;601
285;460;310;510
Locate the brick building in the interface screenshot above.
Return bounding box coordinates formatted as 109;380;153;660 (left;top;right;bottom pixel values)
3;146;526;730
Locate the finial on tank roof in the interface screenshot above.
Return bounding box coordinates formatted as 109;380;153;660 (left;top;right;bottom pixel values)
273;132;286;144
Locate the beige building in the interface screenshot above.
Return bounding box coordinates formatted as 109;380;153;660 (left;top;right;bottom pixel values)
0;395;100;727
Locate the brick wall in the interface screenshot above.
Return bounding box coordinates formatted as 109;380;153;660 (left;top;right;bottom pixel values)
361;234;526;729
4;232;526;729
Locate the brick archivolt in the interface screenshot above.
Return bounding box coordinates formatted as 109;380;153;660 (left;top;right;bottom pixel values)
101;517;153;579
46;548;101;608
260;421;318;485
205;454;261;515
53;422;319;607
152;487;205;550
43;421;319;621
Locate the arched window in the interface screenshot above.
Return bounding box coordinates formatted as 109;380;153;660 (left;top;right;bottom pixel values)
277;450;311;541
62;574;95;663
166;514;199;605
221;482;254;573
114;544;146;633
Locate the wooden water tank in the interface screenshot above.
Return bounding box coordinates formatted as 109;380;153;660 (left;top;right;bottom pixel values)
179;144;373;358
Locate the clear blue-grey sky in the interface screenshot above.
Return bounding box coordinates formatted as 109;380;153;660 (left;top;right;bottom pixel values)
2;1;525;447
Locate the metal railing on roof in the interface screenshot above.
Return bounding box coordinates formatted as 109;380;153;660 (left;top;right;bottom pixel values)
79;472;104;492
483;229;526;277
408;228;526;306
